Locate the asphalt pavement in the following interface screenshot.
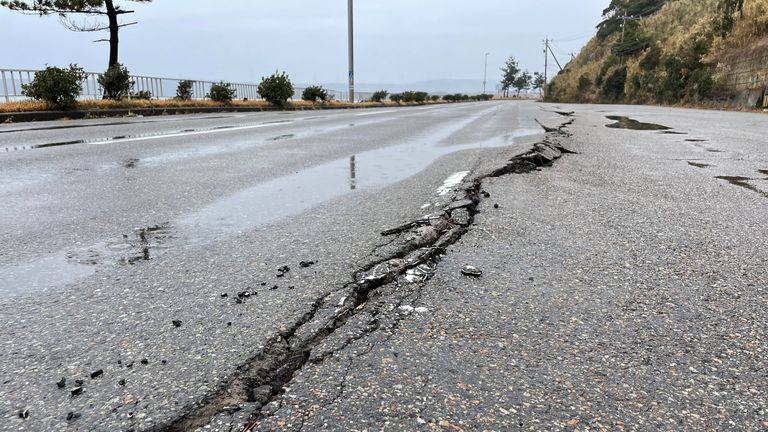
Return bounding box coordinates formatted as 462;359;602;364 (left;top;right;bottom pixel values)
0;101;553;431
249;104;768;432
3;102;766;431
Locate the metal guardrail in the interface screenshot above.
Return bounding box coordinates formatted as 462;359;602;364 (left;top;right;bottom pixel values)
0;68;374;103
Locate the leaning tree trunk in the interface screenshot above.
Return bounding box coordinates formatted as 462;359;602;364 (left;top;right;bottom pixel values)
105;0;119;68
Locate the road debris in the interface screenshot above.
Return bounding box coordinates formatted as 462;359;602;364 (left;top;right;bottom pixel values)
461;265;483;277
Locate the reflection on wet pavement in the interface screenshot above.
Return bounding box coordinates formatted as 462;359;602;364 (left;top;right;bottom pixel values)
0;224;174;296
181;125;542;240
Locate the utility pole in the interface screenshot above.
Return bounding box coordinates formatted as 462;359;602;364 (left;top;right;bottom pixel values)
543;38;549;99
347;0;354;103
483;52;490;94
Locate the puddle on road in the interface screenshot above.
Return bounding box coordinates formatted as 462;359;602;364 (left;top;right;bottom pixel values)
0;224;174;296
688;162;712;168
716;176;768;198
605;116;672;131
181;119;543;240
0;254;97;296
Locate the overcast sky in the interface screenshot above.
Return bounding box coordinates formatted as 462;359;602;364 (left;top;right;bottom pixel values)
2;0;607;91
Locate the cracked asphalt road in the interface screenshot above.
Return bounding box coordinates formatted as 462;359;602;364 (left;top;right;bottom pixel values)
0;101;553;431
3;102;766;431
250;105;768;431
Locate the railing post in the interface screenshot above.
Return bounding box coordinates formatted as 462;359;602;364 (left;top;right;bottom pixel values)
10;72;17;97
1;71;9;102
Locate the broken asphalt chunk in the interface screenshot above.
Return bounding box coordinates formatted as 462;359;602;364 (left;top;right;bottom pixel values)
66;412;81;421
299;260;315;268
172;320;182;328
70;387;83;396
90;369;103;379
444;199;474;212
276;265;291;277
461;265;483;277
18;408;29;419
140;358;149;365
56;377;66;389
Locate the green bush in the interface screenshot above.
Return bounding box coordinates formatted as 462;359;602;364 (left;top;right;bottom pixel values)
207;82;236;103
98;63;133;100
258;72;294;107
176;80;193;100
389;93;403;103
401;91;429;103
601;66;628;102
131;90;152;100
443;94;456;102
371;90;389;102
301;85;329;102
21;64;86;109
430;95;440;101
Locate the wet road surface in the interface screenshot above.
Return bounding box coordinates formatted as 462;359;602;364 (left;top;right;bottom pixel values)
0;101;550;431
250;104;768;431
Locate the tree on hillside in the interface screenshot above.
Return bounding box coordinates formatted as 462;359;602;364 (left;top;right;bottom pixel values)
500;56;520;97
532;72;545;95
0;0;152;68
597;0;666;38
513;71;532;97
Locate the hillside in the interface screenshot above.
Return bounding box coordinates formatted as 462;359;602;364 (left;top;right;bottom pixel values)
547;0;768;107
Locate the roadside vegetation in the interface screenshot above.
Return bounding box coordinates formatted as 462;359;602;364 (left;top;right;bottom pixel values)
547;0;768;106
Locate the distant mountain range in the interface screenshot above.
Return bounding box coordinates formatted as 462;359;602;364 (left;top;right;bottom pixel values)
316;79;502;95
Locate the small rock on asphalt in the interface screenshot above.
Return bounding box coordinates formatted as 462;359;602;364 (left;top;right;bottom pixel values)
56;377;66;389
172;320;182;327
90;369;103;379
461;265;483;277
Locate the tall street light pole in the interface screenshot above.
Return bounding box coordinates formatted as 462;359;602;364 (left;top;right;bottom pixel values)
483;53;490;94
348;0;355;103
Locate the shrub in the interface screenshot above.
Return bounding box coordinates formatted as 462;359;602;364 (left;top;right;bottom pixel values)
443;94;456;102
258;72;294;107
207;82;236;103
430;95;440;102
601;66;628;102
98;63;133;100
131;90;152;100
371;90;389;102
301;85;329;102
401;91;429;103
176;80;193;100
389;93;403;103
21;64;86;109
